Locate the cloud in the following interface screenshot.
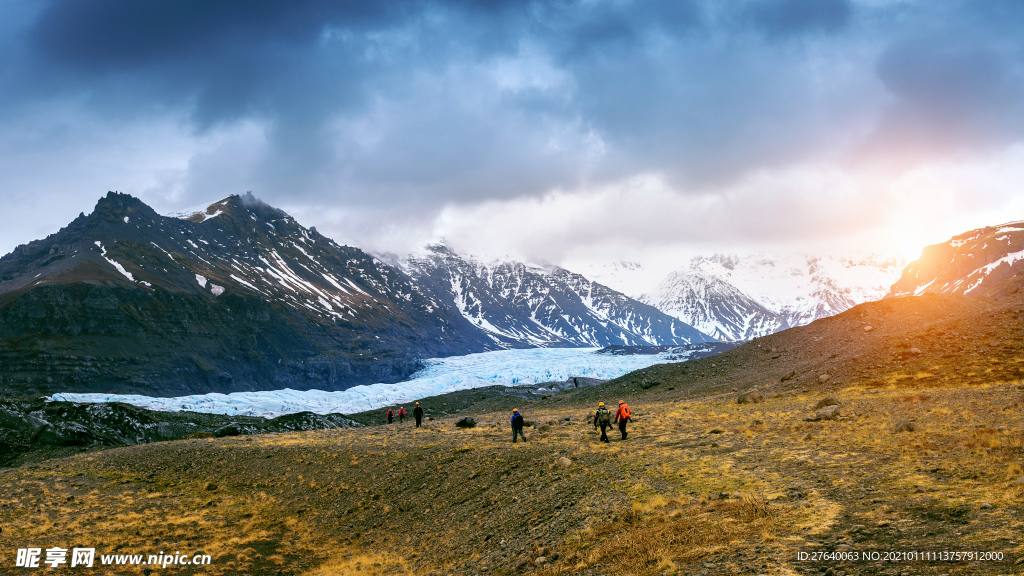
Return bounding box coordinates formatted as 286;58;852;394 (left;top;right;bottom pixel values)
739;0;853;39
0;0;1023;266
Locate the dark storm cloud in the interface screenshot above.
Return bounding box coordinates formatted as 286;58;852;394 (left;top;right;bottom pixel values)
740;0;852;39
26;0;414;126
12;0;867;200
3;0;1024;253
868;34;1024;163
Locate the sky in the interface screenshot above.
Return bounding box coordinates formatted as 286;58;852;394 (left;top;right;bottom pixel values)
2;0;1024;280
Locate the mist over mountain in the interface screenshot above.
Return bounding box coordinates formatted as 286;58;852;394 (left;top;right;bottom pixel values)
640;253;905;341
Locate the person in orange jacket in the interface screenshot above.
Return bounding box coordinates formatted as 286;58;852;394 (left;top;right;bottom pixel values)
398;406;406;423
613;400;632;440
386;408;394;424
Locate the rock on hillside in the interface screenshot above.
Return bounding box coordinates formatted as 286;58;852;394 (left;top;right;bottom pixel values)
0;396;359;467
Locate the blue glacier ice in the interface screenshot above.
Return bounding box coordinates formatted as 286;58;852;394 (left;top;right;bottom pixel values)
51;347;695;418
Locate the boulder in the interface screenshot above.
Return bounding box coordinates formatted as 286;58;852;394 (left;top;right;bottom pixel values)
737;389;764;404
818;374;831;383
556;457;573;469
892;419;916;433
811;405;840;421
863;325;874;333
455;417;476;429
814;396;842;410
213;425;240;438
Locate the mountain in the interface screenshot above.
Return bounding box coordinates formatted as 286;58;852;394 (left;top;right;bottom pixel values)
0;192;493;397
641;253;904;341
887;220;1024;298
393;245;712;348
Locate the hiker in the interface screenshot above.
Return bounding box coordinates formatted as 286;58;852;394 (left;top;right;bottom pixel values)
413;402;424;427
511;409;527;443
398;406;406;423
593;401;612;443
613;400;632;440
386;408;394;424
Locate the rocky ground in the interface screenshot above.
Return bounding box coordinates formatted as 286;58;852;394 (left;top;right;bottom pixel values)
1;293;1023;575
0;397;361;468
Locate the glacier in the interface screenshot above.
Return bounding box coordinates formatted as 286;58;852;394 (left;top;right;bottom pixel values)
51;347;700;418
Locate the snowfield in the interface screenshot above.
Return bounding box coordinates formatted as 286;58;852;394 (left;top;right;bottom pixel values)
51;347;700;418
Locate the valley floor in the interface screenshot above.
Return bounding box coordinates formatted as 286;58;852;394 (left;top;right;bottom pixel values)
2;377;1022;575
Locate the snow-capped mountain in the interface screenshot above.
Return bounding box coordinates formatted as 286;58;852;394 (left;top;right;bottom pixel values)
887;220;1024;298
394;245;711;348
0;192;492;396
642;253;905;341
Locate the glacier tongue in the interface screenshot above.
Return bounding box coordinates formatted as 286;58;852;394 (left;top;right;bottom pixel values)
51;348;696;418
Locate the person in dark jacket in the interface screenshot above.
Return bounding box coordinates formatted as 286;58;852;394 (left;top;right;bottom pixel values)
592;402;612;443
613;400;631;440
511;409;527;443
386;408;394;424
413;402;424;427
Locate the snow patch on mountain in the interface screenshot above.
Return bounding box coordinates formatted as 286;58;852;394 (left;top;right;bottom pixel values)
94;241;136;282
166;199;228;222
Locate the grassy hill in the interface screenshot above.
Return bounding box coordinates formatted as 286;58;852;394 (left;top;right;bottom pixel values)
1;293;1023;575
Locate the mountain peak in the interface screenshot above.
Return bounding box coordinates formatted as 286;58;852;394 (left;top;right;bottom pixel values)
92;191;160;222
166;192;287;224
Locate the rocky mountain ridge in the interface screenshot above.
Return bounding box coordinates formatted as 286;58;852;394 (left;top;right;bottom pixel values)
395;245;711;348
0;192;493;397
887;220;1024;298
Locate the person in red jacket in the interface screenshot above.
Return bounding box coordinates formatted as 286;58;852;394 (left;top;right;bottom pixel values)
613;400;632;440
398;406;406;423
386;408;394;424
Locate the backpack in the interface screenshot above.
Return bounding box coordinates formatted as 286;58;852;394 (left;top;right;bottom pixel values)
619;404;631;420
398;408;406;417
512;413;524;429
386;409;394;418
597;407;611;425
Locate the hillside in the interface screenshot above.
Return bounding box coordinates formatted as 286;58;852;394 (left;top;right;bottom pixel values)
2;292;1021;575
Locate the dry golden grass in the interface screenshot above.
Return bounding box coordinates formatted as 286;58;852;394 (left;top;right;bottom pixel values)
2;376;1023;575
